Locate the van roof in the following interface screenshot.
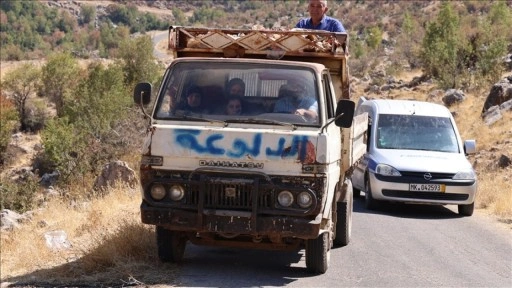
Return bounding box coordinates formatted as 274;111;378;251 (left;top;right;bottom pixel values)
361;99;452;117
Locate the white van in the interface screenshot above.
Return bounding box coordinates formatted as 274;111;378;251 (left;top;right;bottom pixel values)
351;98;477;216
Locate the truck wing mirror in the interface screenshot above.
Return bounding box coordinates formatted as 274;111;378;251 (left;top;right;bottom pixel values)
335;99;355;128
134;82;152;106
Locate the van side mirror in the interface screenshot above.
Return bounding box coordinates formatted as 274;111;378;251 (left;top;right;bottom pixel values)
464;139;476;155
134;82;152;106
334;99;355;128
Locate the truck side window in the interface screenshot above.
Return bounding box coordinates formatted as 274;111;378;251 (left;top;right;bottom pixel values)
323;73;335;118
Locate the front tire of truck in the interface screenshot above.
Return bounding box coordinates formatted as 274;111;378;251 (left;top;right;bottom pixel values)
334;179;353;247
305;232;330;274
156;226;187;263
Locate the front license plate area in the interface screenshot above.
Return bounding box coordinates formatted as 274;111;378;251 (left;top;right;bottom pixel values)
409;183;445;192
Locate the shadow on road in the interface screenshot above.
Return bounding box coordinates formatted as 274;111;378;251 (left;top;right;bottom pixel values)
352;193;463;219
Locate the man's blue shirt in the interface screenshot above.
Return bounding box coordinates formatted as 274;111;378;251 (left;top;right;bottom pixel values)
295;15;345;32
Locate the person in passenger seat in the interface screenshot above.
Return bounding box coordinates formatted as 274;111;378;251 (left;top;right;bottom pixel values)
176;86;209;114
225;97;243;115
273;82;318;121
226;78;245;97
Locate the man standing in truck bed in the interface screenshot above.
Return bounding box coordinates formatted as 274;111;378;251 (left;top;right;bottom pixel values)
295;0;346;32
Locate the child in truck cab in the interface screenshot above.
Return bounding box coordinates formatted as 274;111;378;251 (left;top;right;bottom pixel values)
175;86;209;114
274;82;318;121
225;97;243;116
226;78;245;97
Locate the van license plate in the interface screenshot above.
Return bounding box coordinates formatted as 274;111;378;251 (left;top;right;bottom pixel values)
409;183;445;192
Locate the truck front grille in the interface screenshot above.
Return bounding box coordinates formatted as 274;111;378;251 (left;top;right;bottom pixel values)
185;176;273;211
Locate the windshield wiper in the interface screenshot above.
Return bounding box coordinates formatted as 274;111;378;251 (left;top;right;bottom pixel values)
225;118;296;130
175;113;227;126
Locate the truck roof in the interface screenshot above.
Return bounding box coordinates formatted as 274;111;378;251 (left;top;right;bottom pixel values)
170;57;327;73
362;99;452;118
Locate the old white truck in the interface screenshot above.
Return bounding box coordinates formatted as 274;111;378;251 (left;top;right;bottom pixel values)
134;26;367;274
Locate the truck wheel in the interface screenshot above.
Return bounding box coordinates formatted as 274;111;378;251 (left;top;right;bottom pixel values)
365;175;377;210
458;202;474;216
156;226;187;263
334;180;352;247
305;232;330;274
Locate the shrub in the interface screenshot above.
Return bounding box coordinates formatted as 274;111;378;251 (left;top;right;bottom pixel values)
0;172;40;213
23;98;50;133
0;95;19;165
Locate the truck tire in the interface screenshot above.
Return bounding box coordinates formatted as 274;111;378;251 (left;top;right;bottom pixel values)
305;232;330;274
334;180;352;247
365;174;377;210
156;226;187;263
458;202;474;216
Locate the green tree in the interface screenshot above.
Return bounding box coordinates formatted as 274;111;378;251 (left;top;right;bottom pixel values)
0;95;19;164
472;1;511;86
1;63;40;131
39;52;81;117
172;8;186;25
365;26;383;50
41;62;133;184
420;2;465;88
81;5;96;25
116;35;161;87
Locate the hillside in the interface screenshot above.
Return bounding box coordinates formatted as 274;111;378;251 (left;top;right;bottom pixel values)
1;1;511;286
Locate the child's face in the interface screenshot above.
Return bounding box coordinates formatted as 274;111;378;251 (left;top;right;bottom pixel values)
226;99;242;115
229;84;244;97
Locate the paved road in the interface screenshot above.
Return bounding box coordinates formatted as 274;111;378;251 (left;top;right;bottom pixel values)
152;30;171;61
171;198;512;287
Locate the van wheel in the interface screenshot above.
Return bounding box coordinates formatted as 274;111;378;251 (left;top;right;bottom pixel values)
365;176;377;210
458;202;474;216
306;232;330;274
334;180;352;247
156;226;187;263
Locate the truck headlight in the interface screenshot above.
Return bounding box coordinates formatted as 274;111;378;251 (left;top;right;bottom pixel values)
169;185;185;201
297;191;313;208
278;190;294;207
375;164;401;176
150;184;166;200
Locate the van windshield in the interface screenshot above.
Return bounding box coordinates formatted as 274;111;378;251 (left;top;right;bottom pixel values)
376;114;459;153
153;62;320;126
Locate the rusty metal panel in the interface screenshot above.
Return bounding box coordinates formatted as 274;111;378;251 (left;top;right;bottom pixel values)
238;31;273;50
275;34;311;52
200;31;235;49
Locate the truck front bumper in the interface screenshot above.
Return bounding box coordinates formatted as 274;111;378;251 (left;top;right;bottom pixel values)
141;202;321;239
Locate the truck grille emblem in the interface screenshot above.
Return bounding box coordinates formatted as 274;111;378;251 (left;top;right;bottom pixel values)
225;187;236;197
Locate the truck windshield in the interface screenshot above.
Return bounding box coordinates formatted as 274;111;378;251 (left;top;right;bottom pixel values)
153;62;320;126
376;114;459;153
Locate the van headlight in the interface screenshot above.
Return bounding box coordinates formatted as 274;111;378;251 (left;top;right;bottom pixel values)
375;164;401;176
278;190;294;207
453;170;476;180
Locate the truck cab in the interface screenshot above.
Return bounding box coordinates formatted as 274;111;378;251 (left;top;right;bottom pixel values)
134;27;367;274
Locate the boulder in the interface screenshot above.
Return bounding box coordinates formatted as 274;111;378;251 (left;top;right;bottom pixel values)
442;89;465;107
482;78;512;113
93;160;137;191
